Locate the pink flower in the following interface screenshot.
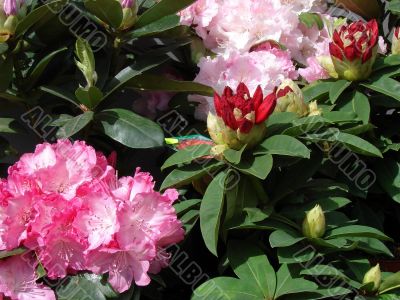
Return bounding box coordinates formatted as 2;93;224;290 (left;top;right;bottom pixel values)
190;49;297;120
9;140;108;200
0;140;184;293
87;243;151;292
3;0;17;16
299;56;329;82
73;192;119;250
0;254;56;300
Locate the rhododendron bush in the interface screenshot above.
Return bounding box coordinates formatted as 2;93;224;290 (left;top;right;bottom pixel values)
3;0;400;299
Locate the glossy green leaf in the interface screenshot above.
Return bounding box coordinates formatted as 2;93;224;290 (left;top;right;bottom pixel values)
335;132;382;157
256;135;310;158
234;153;273;180
326;225;392;241
27;47;67;89
56;111;94;138
85;0;123;28
97;108;164;148
274;264;318;298
15;0;66;38
0;248;26;259
375;158;400;204
329;79;351;104
362;76;400;102
352;91;370;124
380;272;400;294
228;240;276;299
162;144;212;170
135;0;195;28
128;14;180;38
200;170;228;256
269;229;305;248
191;277;262;300
104;56;168;99
0;118;24;134
160;161;224;190
75;86;104;109
127;74;214;96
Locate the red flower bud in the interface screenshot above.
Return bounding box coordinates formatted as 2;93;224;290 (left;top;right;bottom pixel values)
392;27;400;55
213;83;277;134
329;19;379;81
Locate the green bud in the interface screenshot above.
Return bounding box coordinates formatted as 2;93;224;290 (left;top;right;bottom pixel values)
392;28;400;55
302;204;326;239
120;6;138;30
275;79;308;117
308;101;322;116
207;113;266;151
362;264;381;292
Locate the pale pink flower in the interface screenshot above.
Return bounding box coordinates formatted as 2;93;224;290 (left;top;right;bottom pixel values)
73;192;119;250
87;243;151;292
299;56;329;82
0;255;56;300
190;49;297;120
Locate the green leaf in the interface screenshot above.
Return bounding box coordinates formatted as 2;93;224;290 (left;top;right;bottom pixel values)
228;240;276;299
135;0;195;28
375;158;400;204
277;244;316;264
302;81;331;102
256;135;310;158
283;116;331;136
362;76;400;102
39;85;80;107
200;170;228;256
104;56;168;99
0;56;13;92
0;248;26;259
162;144;212;170
160;161;224;190
96;108;164;149
15;0;66;38
0;43;8;55
274;264;318;298
380;272;400;294
329;79;351;104
352;91;370;124
300;265;361;289
127;74;214;96
373;55;400;72
224;145;246;164
27;47;67;89
75;86;104;109
388;0;400;14
0;118;23;134
269;229;305;248
128;14;180;38
174;199;201;215
326;225;392;241
335;132;382;157
191;277;262;300
85;0;123;28
57;274;109;300
56;112;94;138
234;153;273;180
299;12;324;30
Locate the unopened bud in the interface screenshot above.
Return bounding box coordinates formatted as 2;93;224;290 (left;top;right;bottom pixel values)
362;264;381;292
302;204;326;239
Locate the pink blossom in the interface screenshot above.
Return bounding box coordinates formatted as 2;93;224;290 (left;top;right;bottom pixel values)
87;244;151;292
299;56;329;82
0;140;184;294
9;140;108;200
73;192;119;250
190;49;297;120
0;255;56;300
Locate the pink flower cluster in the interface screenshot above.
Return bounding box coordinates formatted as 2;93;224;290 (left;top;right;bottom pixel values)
190;49;298;120
0;140;184;299
180;0;332;119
